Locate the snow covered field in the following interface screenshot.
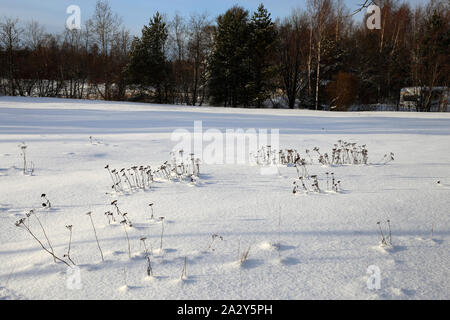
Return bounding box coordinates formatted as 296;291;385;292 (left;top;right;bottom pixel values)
0;96;449;300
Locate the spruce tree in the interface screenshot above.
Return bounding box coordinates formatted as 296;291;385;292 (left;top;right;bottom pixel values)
248;4;277;108
208;6;251;107
127;12;169;103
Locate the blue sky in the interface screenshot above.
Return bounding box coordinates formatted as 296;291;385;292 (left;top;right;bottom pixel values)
0;0;423;36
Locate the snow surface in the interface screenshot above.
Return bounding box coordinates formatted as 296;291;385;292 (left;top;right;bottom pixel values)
0;96;449;300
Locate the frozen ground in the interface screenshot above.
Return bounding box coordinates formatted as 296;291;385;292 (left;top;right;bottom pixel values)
0;96;449;300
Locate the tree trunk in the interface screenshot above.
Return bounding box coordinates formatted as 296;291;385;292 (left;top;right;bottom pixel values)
315;38;321;110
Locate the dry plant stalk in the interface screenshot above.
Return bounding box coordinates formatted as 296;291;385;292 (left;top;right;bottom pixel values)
159;217;165;252
181;257;187;280
87;212;104;262
64;225;76;265
15;218;70;267
32;210;56;263
140;237;153;277
121;220;131;259
240;246;251;265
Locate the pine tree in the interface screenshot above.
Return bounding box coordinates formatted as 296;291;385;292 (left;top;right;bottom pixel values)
127;12;169;103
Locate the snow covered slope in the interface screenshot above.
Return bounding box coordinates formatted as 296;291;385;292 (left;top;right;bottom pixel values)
0;97;449;300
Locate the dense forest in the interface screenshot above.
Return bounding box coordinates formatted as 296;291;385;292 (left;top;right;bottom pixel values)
0;0;448;111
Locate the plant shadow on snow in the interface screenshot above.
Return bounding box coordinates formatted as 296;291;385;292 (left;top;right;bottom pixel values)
179;275;199;285
80;260;115;271
303;255;362;264
189;254;206;263
188;181;214;188
127;223;151;230
278;244;296;251
386;173;444;180
240;258;264;269
0;286;27;300
3;261;67;279
416;237;444;245
196;173;214;180
1;205;53;218
119;284;144;291
379;285;418;299
0;204;11;213
0;166;23;176
400;288;417;296
145;275;170;281
391;245;408;252
0;229;446;260
236;217;266;222
280;257;301;265
180;279;197;285
374;244;408;254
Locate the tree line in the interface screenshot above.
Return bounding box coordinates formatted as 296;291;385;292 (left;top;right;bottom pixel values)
0;0;448;111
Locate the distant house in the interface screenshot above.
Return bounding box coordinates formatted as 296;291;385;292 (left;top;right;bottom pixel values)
399;87;449;112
